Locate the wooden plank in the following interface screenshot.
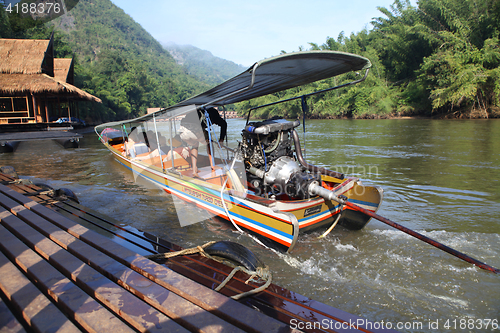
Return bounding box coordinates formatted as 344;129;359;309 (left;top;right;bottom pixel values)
0;205;211;333
0;223;138;333
0;194;245;333
0;251;81;333
50;200;369;333
12;183;383;333
0;184;298;333
0;175;12;182
0;296;26;333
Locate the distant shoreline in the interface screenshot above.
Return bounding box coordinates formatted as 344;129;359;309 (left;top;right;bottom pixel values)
305;110;500;120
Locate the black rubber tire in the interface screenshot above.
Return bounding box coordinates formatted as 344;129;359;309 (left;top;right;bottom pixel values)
204;241;265;272
0;166;18;179
54;188;80;204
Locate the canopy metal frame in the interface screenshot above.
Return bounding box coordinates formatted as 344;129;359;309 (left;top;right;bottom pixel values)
245;68;370;124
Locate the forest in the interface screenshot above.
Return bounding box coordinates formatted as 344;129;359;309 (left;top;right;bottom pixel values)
1;0;209;122
239;0;500;119
1;0;499;121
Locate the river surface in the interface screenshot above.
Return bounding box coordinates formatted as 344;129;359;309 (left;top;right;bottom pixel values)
1;119;499;332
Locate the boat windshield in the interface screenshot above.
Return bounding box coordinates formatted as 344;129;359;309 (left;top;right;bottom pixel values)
96;105;249;202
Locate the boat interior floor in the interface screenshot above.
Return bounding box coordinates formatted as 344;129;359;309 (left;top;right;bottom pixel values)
181;165;224;179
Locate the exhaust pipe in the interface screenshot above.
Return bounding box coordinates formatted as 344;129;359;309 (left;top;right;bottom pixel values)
291;129;344;179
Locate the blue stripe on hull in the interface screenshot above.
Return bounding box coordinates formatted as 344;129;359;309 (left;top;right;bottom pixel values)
115;156;293;243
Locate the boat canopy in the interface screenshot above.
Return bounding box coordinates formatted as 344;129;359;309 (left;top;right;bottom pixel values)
96;50;371;130
176;50;371;107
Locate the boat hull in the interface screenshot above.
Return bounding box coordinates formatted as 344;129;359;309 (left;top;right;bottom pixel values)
106;144;382;252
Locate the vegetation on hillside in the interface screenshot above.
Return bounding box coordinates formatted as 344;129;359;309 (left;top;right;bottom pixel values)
1;0;499;121
164;43;246;86
1;0;208;122
55;0;210;121
238;0;500;119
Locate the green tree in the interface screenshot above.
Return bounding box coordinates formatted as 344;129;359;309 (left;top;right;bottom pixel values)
415;0;500;115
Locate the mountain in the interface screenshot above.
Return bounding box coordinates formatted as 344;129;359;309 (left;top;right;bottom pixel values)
47;0;210;121
164;43;246;86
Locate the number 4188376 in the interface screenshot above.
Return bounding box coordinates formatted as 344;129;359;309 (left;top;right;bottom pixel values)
5;2;61;15
444;319;498;330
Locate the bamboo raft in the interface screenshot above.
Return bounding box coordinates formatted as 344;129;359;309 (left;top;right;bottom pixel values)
0;171;398;333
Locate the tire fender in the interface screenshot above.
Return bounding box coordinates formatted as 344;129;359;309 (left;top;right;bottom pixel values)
204;241;264;272
0;166;18;179
54;188;80;204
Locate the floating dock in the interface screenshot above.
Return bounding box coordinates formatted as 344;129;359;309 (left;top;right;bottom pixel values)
0;124;82;151
0;172;398;333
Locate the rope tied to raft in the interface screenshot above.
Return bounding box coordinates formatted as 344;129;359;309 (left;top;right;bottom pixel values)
0;179;57;200
215;265;272;300
145;241;273;299
144;241;217;260
0;179;33;185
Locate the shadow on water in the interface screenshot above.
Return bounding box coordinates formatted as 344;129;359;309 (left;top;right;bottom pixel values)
1;119;499;332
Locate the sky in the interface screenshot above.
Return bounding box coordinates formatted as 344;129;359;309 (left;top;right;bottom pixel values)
110;0;414;67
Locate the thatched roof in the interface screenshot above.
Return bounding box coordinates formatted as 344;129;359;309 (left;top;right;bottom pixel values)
0;38;52;74
0;73;102;103
54;58;73;83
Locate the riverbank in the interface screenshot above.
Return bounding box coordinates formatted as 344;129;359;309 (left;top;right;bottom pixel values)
306;107;500;120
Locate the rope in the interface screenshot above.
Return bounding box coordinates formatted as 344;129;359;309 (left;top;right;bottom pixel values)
317;204;343;239
0;179;54;197
215;265;272;300
220;156;245;234
0;179;33;185
23;189;54;196
144;240;273;299
144;241;217;260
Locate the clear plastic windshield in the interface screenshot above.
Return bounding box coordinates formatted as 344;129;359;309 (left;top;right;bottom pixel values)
96;105;248;227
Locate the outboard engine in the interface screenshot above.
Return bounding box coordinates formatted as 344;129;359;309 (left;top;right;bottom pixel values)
241;117;321;199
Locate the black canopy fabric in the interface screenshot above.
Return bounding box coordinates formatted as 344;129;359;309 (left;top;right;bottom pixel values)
175;50;371;107
96;51;371;130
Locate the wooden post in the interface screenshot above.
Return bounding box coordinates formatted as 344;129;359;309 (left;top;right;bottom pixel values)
31;94;37;122
44;94;49;123
66;97;71;122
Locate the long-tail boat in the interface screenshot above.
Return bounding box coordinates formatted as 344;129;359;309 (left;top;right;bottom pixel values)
95;51;383;252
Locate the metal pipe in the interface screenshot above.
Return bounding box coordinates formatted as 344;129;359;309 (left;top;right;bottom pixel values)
346;200;500;274
248;68;370;112
291;129;344;179
307;182;500;274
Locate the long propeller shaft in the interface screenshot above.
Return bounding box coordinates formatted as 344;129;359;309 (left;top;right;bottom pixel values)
309;183;500;274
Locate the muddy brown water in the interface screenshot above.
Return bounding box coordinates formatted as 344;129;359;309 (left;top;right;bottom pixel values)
1;118;499;332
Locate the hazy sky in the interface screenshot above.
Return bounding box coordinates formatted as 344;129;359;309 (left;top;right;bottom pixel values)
110;0;414;67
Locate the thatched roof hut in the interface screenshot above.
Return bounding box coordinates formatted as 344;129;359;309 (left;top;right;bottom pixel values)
0;38;54;75
0;74;101;103
54;58;74;84
0;37;99;102
0;36;100;124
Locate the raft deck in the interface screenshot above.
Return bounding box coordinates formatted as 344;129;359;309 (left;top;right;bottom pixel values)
0;172;398;333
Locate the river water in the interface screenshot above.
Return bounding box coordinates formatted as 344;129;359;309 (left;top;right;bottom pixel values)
1;119;499;332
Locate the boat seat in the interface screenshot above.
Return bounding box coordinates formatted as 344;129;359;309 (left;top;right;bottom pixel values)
111;143;124;152
132;143;149;155
162;157;190;169
162;149;190;169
